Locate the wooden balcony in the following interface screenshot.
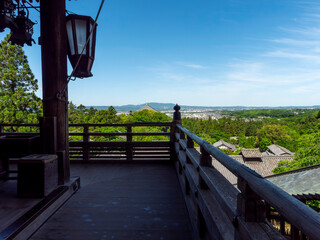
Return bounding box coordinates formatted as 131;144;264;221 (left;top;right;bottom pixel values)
0;121;320;240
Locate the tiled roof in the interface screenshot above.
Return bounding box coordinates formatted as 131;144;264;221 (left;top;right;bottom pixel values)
266;164;320;197
211;155;293;184
262;151;274;156
267;144;294;156
195;147;294;185
240;148;262;159
213;140;236;152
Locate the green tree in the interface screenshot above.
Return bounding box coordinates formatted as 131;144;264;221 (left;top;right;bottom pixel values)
273;133;320;174
0;35;41;124
259;138;272;152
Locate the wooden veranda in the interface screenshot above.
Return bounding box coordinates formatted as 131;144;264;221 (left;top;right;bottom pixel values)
1;1;319;239
1;110;320;240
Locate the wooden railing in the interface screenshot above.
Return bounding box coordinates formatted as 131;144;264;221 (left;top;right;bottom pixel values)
172;123;320;240
0;124;39;137
0;123;172;162
68;123;172;162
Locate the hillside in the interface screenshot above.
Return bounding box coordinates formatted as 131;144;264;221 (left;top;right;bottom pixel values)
87;103;320;112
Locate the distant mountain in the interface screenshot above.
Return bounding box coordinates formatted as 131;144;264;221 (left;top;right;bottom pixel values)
87;103;320;112
89;103;176;112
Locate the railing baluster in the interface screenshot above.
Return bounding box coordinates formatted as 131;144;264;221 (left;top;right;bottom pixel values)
199;146;211;191
83;124;89;162
237;176;266;222
126;125;133;161
186;136;193;164
200;146;212;167
291;225;300;240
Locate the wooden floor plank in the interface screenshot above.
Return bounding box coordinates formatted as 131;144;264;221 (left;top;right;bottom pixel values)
0;180;40;231
30;163;194;240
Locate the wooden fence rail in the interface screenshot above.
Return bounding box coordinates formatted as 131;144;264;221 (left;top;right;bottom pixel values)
173;123;320;240
0;123;172;162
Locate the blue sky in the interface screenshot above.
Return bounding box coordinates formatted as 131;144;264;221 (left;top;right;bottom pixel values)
3;0;320;107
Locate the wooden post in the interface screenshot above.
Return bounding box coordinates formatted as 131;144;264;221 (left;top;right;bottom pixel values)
280;217;286;235
83;125;89;162
291;225;300;240
0;124;3;136
200;146;211;167
197;207;207;238
237;176;266;222
126;125;133;161
40;0;70;184
170;104;181;162
186;136;193;164
173;104;181;124
199;146;211;189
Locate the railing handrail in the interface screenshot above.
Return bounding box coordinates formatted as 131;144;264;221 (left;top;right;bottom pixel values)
176;123;320;239
69;122;172;127
0;122;171;127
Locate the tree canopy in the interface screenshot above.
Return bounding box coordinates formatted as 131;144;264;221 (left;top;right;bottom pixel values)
0;35;41;124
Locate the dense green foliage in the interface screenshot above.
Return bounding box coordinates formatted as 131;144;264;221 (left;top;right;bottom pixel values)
68;102;172;142
220;109;317;119
0;35;42;124
182;109;320;172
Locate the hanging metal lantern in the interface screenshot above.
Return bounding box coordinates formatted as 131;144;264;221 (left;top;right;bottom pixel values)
9;11;35;46
66;14;97;78
0;0;16;32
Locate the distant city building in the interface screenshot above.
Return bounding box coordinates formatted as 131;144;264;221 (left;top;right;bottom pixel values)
137;104;159;112
213;139;236;152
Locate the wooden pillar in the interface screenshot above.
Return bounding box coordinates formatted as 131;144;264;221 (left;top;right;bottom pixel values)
40;0;70;184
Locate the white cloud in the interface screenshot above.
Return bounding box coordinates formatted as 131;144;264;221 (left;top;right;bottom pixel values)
175;62;208;69
270;38;320;47
265;50;320;62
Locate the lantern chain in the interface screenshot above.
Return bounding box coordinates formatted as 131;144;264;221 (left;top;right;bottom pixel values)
57;0;105;102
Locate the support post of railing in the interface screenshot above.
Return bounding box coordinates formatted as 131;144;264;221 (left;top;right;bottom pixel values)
236;176;266;222
196;146;212;238
291;225;300;240
171;104;181;162
0;124;3;136
186;136;194;164
199;146;211;190
83;125;89;162
200;146;212;167
126;125;133;161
